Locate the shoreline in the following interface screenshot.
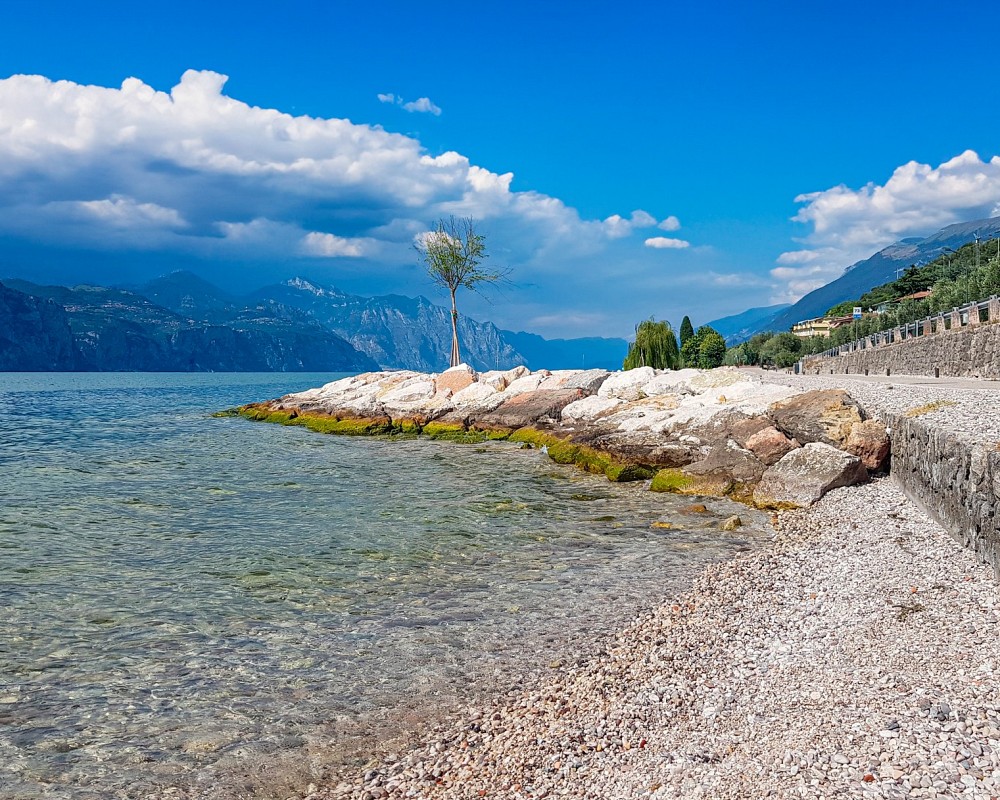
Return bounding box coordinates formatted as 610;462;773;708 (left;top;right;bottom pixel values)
309;475;999;799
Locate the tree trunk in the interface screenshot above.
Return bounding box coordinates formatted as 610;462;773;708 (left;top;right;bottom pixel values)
449;290;461;367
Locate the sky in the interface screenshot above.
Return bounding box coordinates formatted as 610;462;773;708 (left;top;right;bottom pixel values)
3;1;1000;338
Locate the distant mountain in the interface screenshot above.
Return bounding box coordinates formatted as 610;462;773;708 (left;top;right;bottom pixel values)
139;270;239;324
704;304;791;344
0;282;78;370
2;269;632;372
500;330;628;370
2;279;377;372
747;216;1000;338
248;278;524;372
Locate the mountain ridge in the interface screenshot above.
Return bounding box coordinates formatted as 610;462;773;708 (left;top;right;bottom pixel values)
741;216;1000;339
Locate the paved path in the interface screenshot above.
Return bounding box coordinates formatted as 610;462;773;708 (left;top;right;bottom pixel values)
743;366;1000;391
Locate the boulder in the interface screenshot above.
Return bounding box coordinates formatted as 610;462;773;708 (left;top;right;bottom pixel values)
753;443;868;508
435;364;477;394
685;439;766;483
557;369;612;394
560;395;624;423
744;425;799;466
590;432;694;468
721;515;743;531
845;419;891;471
505;372;550;396
478;370;511;391
451;382;507;413
728;416;773;447
768;389;863;448
598;367;656;401
474;388;585;431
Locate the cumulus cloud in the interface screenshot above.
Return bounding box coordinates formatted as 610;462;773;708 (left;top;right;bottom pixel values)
658;215;681;231
774;149;1000;300
644;236;690;249
377;92;442;115
402;97;442;115
0;69;696;337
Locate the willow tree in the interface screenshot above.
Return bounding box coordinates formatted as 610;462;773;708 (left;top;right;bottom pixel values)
623;319;680;370
416;216;504;367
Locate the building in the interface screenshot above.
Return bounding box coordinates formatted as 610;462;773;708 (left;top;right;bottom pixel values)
791;315;854;339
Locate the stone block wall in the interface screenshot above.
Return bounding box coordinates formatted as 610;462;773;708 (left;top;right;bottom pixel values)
803;321;1000;380
886;411;1000;579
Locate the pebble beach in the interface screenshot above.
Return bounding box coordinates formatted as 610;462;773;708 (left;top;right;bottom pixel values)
311;372;1000;800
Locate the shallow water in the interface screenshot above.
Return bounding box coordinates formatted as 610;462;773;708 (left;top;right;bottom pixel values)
0;373;762;799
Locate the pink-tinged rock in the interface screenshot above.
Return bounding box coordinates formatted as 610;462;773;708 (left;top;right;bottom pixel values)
473;388;585;430
845;419;891;471
744;425;799;466
478;370;511;391
435;364;477;394
753;443;868;508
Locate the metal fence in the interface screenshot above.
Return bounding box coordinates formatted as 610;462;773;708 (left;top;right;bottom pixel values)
812;295;1000;359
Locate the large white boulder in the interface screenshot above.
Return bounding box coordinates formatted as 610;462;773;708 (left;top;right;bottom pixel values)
753;443;868;508
560;395;624;423
598;367;657;401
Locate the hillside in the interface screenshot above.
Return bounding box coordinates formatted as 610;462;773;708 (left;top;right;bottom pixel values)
705;303;790;344
746;216;1000;338
1;279;378;372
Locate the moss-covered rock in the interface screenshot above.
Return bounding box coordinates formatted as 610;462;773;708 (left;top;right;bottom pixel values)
421;421;488;443
604;463;657;482
650;468;734;497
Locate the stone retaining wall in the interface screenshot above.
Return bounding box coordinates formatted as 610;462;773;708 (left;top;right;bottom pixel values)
884;411;1000;578
802;320;1000;380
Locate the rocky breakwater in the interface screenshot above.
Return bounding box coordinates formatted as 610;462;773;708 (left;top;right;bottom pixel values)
230;365;891;509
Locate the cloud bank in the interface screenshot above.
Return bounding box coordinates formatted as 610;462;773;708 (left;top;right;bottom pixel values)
0;69;707;336
775;150;1000;301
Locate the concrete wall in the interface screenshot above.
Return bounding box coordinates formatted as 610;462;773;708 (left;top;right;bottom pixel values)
803;321;1000;380
886;411;1000;579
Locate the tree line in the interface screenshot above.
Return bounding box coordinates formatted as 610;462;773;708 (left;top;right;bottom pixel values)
623;316;727;370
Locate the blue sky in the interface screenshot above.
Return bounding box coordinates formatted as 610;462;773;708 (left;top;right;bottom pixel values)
3;1;1000;337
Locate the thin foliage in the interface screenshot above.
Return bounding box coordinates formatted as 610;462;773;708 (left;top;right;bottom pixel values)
415;216;507;367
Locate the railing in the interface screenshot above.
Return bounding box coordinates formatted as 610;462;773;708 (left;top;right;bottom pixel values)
810;295;1000;359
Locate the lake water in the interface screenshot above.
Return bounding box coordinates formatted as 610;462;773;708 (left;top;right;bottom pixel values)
0;373;763;799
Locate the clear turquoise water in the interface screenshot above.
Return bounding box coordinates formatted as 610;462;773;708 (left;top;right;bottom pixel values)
0;373;760;799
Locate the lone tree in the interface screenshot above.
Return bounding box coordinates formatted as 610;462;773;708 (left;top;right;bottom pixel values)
416;216;505;367
623;319;680;370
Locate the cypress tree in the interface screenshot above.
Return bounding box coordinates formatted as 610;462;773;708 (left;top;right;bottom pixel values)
679;316;694;346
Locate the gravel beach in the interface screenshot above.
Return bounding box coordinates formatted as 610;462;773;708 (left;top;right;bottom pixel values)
315;475;1000;799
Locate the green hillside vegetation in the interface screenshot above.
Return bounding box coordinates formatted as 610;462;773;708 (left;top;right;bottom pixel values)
729;237;1000;367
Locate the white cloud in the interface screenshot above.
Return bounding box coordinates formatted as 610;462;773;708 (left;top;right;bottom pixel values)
0;69;698;338
402;96;442;115
774;149;1000;301
377;92;442;115
301;231;372;257
658;215;681;231
644;236;690;249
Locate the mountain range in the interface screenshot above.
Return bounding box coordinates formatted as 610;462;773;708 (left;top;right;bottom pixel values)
727;216;1000;339
0;271;629;373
